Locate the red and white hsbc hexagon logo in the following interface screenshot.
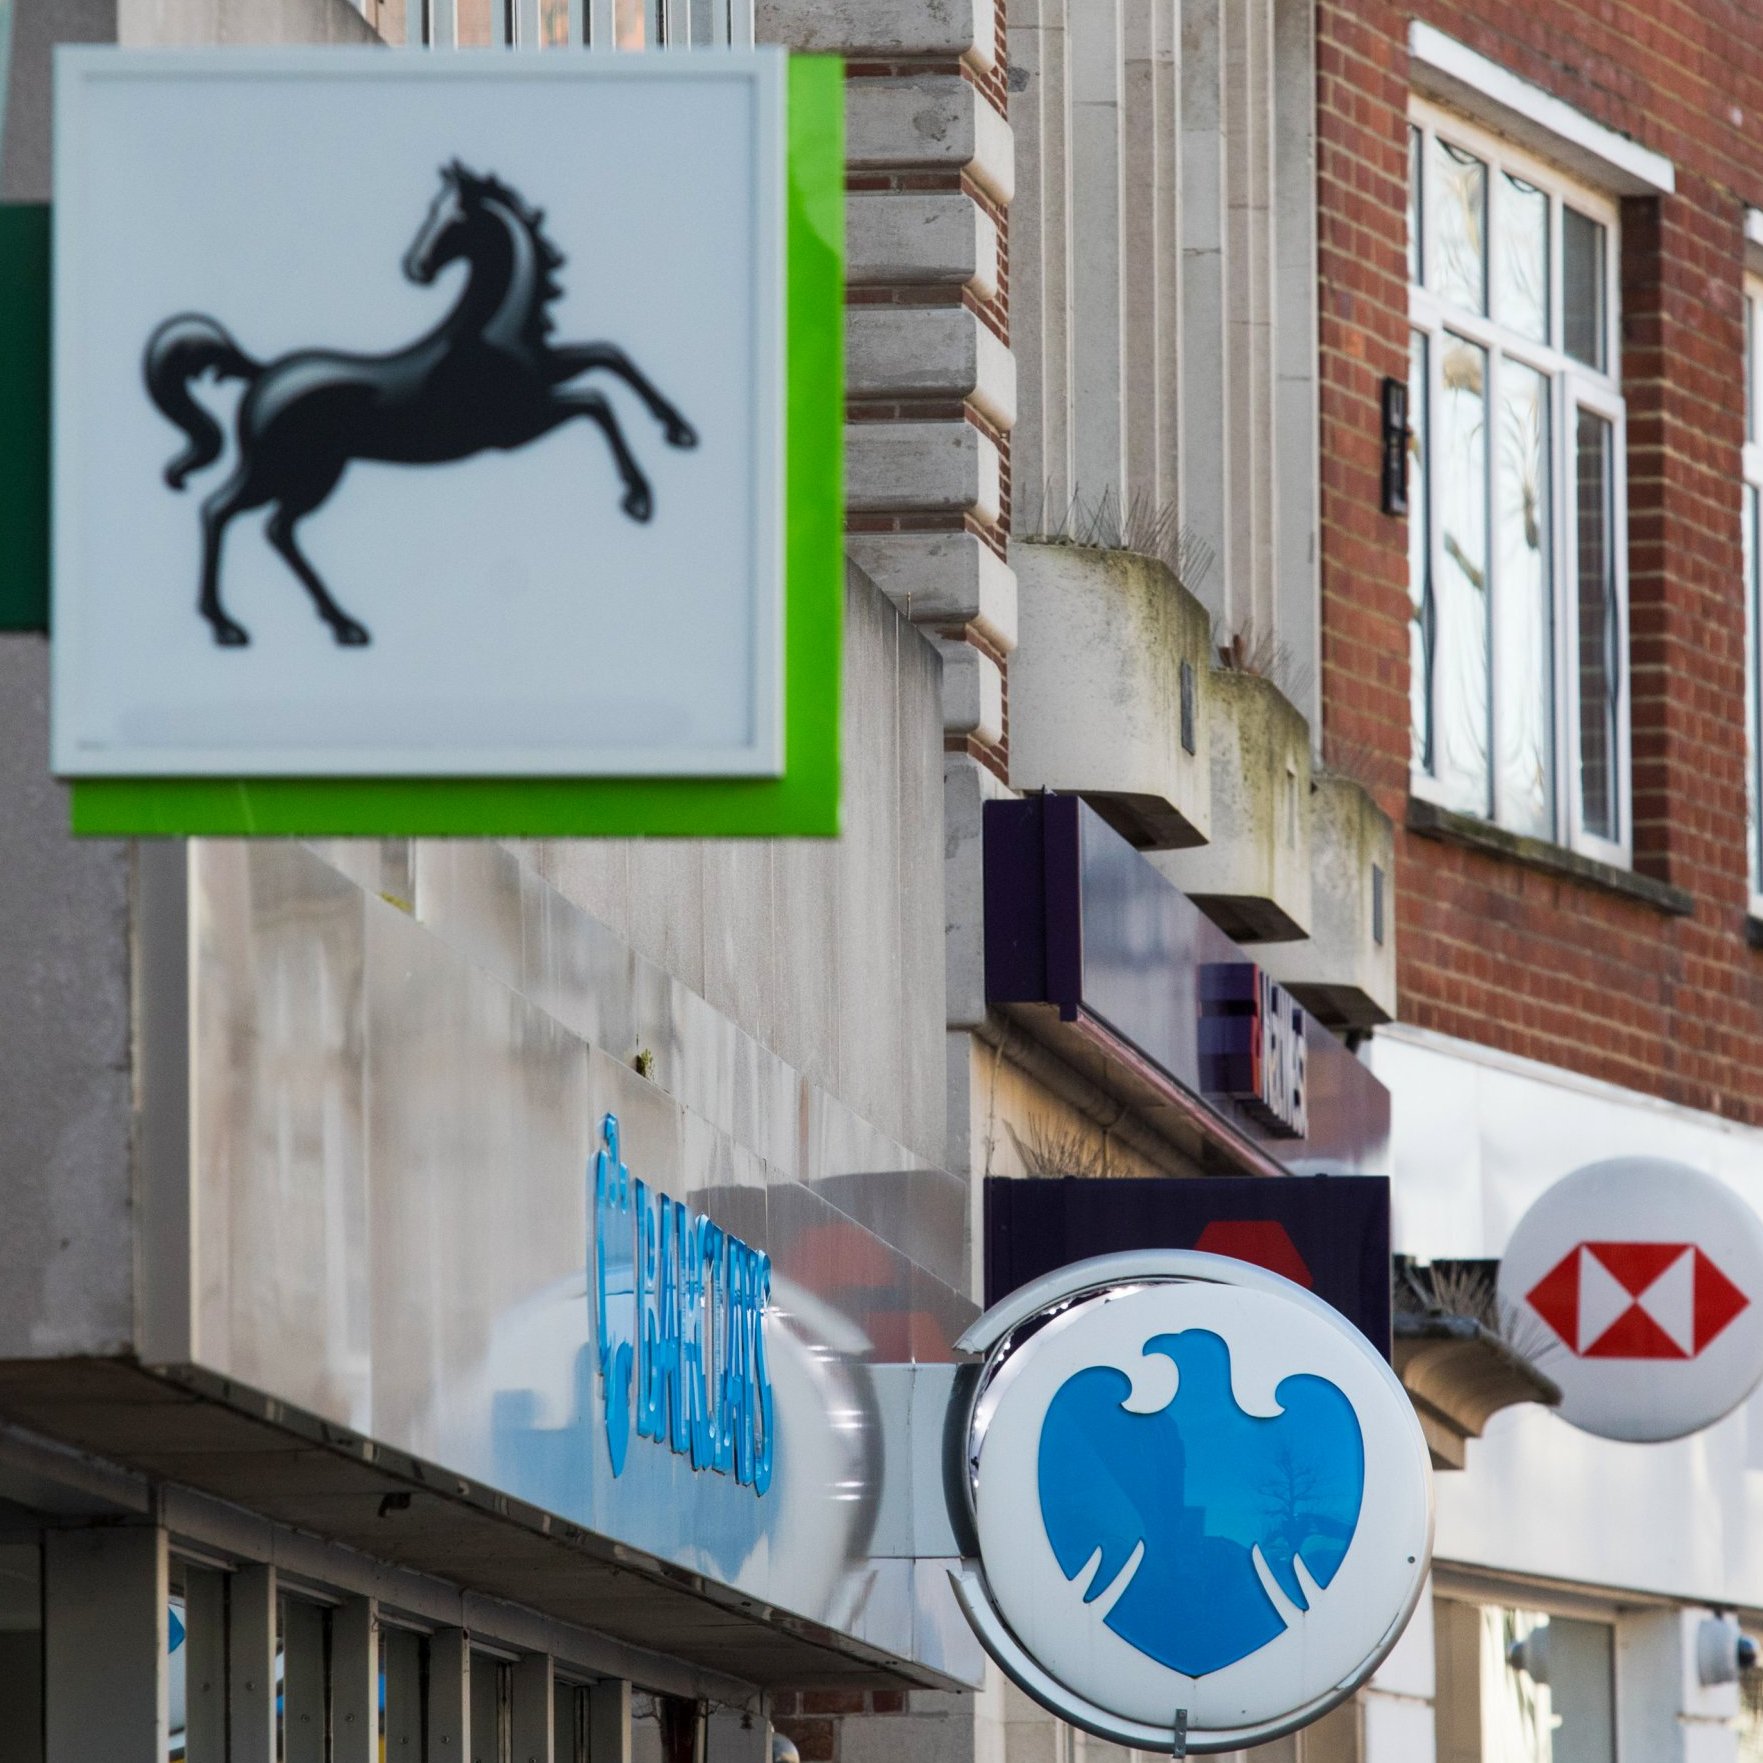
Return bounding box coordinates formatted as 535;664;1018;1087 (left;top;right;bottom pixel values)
1498;1159;1763;1442
1525;1242;1748;1360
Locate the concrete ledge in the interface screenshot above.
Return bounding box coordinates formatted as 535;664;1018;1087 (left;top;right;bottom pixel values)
845;420;1001;523
848;193;999;297
847;75;1014;203
1406;797;1696;917
757;0;994;70
1008;544;1212;851
846;306;1016;430
846;531;1017;653
935;638;1003;745
1155;669;1315;940
1261;773;1397;1029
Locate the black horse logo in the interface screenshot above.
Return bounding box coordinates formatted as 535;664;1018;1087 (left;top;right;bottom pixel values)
143;162;698;648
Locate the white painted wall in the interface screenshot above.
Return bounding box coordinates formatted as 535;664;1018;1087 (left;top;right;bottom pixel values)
1366;1024;1763;1763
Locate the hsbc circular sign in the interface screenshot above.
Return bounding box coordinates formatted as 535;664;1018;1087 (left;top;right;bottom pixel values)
948;1252;1433;1753
1498;1158;1763;1442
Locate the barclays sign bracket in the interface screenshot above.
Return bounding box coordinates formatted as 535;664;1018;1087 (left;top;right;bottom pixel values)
592;1114;775;1493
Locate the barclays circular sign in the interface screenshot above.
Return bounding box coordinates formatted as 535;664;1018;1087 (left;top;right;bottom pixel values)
948;1252;1433;1753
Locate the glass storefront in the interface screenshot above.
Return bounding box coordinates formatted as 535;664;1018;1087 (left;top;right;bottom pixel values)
1436;1599;1615;1763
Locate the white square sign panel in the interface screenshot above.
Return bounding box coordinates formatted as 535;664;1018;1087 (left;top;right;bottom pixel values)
52;49;784;777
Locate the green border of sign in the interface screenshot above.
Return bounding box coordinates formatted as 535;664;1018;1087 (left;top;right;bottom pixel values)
66;54;843;838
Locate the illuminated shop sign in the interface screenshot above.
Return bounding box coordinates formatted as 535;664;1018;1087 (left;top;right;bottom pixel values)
948;1250;1433;1752
1498;1155;1763;1441
50;48;844;839
592;1114;775;1492
982;795;1388;1173
1199;963;1309;1140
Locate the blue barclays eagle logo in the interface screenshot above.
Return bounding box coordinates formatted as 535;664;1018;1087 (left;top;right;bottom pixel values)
1037;1329;1365;1677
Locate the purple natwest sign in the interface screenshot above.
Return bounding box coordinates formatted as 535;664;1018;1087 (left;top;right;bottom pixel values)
982;796;1388;1174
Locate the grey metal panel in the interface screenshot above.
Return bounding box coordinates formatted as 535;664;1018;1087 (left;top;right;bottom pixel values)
228;1564;277;1763
511;1654;555;1763
588;1680;632;1763
43;1526;167;1763
384;1627;425;1763
865;1365;960;1558
282;1598;328;1763
182;1566;226;1763
332;1599;379;1763
430;1629;473;1757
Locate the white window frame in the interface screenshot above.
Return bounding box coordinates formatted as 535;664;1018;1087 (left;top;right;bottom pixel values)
1408;99;1631;868
389;0;752;49
1744;268;1763;915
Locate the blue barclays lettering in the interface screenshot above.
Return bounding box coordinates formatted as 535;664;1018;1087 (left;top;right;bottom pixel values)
592;1114;774;1494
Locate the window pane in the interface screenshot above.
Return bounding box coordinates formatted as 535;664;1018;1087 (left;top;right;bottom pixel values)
1496;361;1554;835
1548;1617;1618;1763
1564;207;1608;370
542;0;573;42
1497;173;1549;343
1576;410;1619;841
1409;331;1434;772
1435;1602;1617;1763
456;0;497;42
1430;138;1488;315
1436;336;1492;813
1408;126;1424;286
616;0;649;44
1484;1607;1553;1763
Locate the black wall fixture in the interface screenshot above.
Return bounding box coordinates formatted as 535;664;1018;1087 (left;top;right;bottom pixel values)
1381;375;1409;516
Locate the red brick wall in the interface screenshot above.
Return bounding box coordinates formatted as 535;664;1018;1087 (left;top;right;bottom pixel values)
1318;0;1763;1116
771;1688;907;1762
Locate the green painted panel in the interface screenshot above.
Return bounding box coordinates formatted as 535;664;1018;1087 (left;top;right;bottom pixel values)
70;55;845;837
0;202;49;632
